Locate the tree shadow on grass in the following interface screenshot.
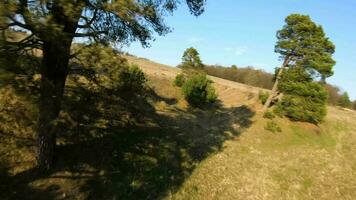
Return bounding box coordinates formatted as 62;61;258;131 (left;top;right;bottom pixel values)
0;75;255;199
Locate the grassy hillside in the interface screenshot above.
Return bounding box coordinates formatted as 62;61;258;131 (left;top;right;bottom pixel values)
1;55;356;199
170;106;356;200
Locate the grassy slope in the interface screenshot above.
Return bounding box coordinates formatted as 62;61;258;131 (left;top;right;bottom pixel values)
170;107;356;200
127;56;356;200
0;55;356;199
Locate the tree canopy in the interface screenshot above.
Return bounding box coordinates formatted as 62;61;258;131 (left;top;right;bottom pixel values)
264;14;336;123
275;14;336;81
1;0;206;51
1;0;207;171
180;47;204;70
338;92;352;108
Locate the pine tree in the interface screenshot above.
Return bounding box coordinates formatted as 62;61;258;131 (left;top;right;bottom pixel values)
338;92;352;108
263;14;335;111
1;0;206;171
180;47;204;70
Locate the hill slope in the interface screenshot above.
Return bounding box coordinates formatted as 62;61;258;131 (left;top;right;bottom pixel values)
127;56;356;200
0;55;355;199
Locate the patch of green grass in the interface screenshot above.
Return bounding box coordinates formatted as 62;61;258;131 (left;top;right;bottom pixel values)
264;121;281;133
286;126;336;149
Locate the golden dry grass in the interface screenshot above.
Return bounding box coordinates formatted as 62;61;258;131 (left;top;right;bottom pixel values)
1;55;356;199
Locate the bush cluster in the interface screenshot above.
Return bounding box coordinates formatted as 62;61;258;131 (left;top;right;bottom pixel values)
264;121;282;133
263;111;275;119
278;68;328;124
259;91;270;105
174;73;186;87
175;72;217;107
118;65;146;92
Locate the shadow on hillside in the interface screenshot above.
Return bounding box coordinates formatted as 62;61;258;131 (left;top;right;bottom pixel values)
0;74;255;199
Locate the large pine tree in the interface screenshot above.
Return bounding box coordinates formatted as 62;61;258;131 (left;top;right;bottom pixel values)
0;0;206;170
263;14;336;122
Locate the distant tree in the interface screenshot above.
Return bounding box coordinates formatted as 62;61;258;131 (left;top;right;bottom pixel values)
180;47;204;70
204;65;274;89
353;101;356;110
263;14;336;114
1;0;206;170
338;92;352;108
324;84;341;105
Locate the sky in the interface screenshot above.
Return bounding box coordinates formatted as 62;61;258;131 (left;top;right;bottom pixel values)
123;0;356;100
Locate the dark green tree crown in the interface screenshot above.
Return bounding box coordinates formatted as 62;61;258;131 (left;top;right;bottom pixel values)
181;47;204;70
1;0;206;49
275;14;336;80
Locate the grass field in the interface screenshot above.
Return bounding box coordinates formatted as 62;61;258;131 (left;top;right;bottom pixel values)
1;55;356;199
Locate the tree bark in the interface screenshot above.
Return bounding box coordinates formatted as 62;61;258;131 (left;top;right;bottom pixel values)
37;38;72;171
262;56;290;112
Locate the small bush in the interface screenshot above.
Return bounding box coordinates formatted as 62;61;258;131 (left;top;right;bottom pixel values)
265;121;282;133
174;73;186;87
263;111;275;119
273;102;284;117
119;65;146;92
259;91;270;105
181;73;218;106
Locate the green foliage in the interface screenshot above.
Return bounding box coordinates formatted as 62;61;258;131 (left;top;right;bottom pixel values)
119;65;146;92
3;1;206;48
264;121;282;133
281;94;327;124
278;68;328;124
174;73;186;87
273;102;284;117
259;91;270;105
72;44;146;92
324;84;341;105
276;14;335;81
179;47;204;71
353;101;356;110
181;73;218;106
338;92;352;108
263;111;276;119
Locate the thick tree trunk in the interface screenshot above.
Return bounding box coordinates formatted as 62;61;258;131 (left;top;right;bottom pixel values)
37;39;72;171
262;57;290;112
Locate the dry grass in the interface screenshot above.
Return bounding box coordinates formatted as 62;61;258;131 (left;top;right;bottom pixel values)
1;55;356;199
169;107;356;200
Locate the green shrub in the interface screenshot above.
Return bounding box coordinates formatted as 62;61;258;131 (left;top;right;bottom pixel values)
174;73;186;87
280;94;327;124
273;101;284;117
338;92;352;108
259;91;270;105
119;65;146;92
264;121;282;133
263;111;275;119
181;73;218;106
206;85;218;103
278;68;328;124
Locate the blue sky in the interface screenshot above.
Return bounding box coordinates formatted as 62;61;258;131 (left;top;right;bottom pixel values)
123;0;356;100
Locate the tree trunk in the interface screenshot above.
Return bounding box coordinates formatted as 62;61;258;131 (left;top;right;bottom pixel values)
37;39;72;171
262;56;290;112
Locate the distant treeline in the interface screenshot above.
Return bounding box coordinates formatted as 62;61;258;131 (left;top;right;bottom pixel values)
204;65;274;89
204;64;356;110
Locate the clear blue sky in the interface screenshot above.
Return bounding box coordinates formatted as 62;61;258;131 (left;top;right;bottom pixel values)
124;0;356;100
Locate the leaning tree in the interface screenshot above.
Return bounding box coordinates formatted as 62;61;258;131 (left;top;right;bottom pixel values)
263;14;335;111
0;0;206;171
